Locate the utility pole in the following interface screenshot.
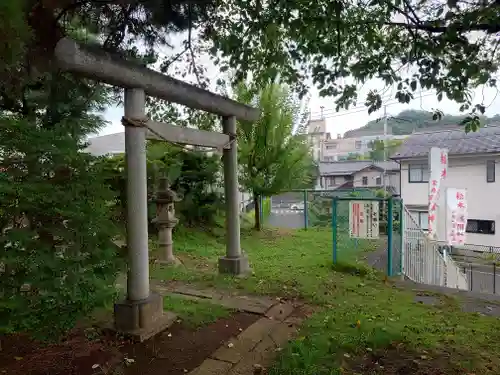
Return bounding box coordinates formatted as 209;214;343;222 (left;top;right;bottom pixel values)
383;105;387;192
383;105;388;221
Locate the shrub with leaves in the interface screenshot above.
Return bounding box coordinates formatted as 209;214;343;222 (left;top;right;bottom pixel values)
99;141;224;231
0;117;123;339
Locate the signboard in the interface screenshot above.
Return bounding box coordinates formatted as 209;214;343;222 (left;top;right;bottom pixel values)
349;201;379;239
445;188;468;246
428;147;448;239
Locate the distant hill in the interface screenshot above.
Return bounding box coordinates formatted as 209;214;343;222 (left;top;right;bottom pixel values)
344;110;500;137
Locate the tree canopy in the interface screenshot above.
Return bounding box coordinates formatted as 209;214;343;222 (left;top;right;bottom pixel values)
369;139;404;160
206;0;500;131
235;82;317;229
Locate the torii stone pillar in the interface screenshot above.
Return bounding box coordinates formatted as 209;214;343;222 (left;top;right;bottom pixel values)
113;88;175;340
218;116;250;275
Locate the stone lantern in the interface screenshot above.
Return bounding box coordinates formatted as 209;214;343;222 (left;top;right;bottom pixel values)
153;176;181;265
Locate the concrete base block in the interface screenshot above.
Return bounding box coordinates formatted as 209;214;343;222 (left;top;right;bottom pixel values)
112;292;177;342
218;252;251;276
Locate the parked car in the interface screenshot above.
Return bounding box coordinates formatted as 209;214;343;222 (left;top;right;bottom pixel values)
290;202;305;210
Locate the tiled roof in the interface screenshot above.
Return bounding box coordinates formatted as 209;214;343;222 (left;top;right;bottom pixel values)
85;132;125;156
391;125;500;160
319;160;399;175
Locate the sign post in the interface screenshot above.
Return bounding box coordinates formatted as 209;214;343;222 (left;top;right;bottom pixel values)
428;147;448;240
445;188;468;246
349;200;380;239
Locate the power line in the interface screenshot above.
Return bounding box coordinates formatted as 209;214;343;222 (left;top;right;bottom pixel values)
310;92;437;121
309;90;435;118
309;74;500;121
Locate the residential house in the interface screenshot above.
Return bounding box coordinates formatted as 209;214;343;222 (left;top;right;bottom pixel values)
306;118;408;161
392;126;500;248
318;160;401;194
85;132;125;156
322;137;359;161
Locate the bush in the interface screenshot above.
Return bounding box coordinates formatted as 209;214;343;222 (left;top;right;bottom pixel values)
0;120;122;339
378;220;400;235
100;143;224;232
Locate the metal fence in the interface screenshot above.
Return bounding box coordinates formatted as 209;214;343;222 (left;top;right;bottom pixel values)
269;188;387;231
269;188;401;276
399;206;468;290
268;189;485;293
450;245;500;294
329;196;401;276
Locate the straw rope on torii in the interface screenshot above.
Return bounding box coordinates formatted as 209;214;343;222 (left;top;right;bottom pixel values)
120;116;236;153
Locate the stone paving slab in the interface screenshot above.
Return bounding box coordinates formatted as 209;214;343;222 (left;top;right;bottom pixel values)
152;282;311;374
211;317;280;363
269;321;299;346
153;282;278;314
190;303;308;375
189;359;233;375
164;284;216;299
218;296;276;314
265;302;295;321
226;337;277;375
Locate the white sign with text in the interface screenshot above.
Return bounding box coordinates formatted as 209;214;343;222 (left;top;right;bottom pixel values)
349;201;380;239
428;147;448;239
445;188;468;246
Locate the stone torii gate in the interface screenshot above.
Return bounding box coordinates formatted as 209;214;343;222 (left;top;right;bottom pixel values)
53;38;259;341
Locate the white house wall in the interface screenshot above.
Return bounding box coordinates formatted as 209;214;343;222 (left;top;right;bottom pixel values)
353;168;383;188
400;155;500;247
352;168;400;194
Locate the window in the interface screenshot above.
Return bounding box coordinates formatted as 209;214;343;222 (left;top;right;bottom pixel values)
487;160;495;183
466;219;495;235
355;141;362;150
410;211;429;230
362;176;368;185
375;176;382;185
408;164;429;183
326;143;337;150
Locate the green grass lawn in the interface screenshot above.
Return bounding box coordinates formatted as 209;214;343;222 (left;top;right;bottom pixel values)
152;226;500;374
162;294;232;328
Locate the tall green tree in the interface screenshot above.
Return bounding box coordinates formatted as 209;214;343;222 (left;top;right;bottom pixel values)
206;0;500;132
369;139;403;161
235;82;317;230
0;117;123;339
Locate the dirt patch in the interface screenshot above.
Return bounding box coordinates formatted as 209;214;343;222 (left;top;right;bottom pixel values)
121;312;258;375
0;330;122;375
346;344;465;375
0;312;259;375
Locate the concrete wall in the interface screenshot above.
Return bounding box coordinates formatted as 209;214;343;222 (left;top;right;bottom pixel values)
322;138;358;161
400;154;500;247
321;134;409;162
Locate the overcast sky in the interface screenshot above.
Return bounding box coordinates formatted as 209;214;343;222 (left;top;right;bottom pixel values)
99;31;500;137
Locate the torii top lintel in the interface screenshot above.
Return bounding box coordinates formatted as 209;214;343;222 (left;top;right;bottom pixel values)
54;38;260;122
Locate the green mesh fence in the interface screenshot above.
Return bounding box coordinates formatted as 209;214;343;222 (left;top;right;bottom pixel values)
306;188;381;229
269;189;402;276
